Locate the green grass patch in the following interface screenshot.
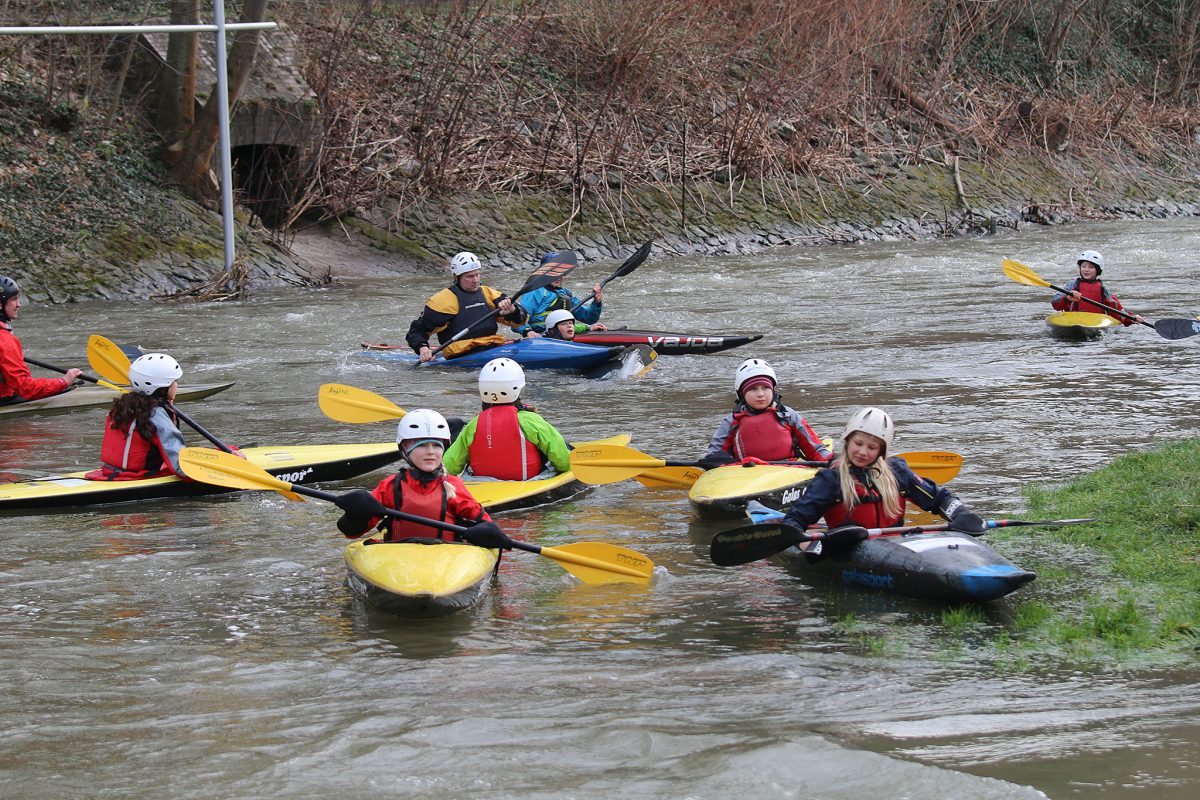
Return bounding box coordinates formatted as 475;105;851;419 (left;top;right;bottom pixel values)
999;439;1200;662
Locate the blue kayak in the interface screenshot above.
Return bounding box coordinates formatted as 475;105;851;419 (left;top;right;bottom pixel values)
359;338;624;371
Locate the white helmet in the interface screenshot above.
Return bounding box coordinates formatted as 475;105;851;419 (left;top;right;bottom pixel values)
395;408;451;448
1077;250;1104;275
450;251;482;277
843;407;895;451
545;309;575;330
479;357;525;403
127;353;182;395
733;358;777;394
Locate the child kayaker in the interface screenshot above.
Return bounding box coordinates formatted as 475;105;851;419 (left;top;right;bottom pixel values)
86;353;187;480
781;407;985;558
700;358;832;469
332;408;508;547
442;358;571;480
0;274;83;405
1051;250;1144;325
541;308;604;341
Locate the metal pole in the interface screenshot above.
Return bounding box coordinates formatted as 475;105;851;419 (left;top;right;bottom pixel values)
213;1;235;272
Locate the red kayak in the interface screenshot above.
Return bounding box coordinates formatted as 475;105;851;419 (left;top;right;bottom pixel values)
570;329;763;355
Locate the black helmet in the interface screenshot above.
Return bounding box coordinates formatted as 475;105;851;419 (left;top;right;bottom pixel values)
0;275;18;322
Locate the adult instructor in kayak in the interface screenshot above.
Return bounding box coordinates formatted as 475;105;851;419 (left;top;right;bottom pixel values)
406;252;529;362
0;275;83;405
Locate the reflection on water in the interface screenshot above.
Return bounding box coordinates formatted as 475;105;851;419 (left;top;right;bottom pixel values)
2;218;1199;797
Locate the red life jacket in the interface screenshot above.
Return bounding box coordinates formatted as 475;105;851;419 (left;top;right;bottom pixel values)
467;405;543;480
383;471;457;542
728;410;800;461
89;414;171;480
822;469;905;529
1069;280;1124;319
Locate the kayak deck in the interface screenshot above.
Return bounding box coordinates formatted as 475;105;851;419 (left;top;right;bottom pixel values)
573;328;764;355
0;442;402;512
0;381;235;417
344;540;499;617
773;531;1036;602
358;338;624;371
1046;311;1119;340
689;462;820;520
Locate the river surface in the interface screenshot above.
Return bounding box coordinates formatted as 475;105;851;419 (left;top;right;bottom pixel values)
3;218;1199;799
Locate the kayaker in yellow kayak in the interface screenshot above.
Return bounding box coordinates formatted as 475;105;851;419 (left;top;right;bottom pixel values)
1050;250;1144;325
781;407;985;559
700;358;832;469
0;275;83;405
84;353;189;480
405;252;529;362
332;408;508;547
442;358;572;480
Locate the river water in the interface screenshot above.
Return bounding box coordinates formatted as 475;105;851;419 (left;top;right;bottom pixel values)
3;218;1199;799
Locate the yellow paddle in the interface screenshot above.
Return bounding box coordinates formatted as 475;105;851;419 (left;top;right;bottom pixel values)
318;383;406;423
178;447;655;586
569;442;964;487
87;334;237;454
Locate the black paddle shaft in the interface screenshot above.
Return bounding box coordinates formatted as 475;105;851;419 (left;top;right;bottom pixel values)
570;240;652;312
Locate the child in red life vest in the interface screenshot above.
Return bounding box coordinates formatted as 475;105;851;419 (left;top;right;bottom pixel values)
441;358;571;480
87;353;187;480
781;407;985;558
1051;250;1145;326
332;408;507;546
700;358;832;469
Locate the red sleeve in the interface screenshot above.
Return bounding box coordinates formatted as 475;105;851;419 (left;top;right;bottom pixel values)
1050;295;1071;311
0;328;71;401
365;475;396;530
446;475;490;523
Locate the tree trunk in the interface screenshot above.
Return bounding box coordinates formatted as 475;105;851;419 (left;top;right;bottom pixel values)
1168;0;1200;101
170;0;270;201
157;0;200;144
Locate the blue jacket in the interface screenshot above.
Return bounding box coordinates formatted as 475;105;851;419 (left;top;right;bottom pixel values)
517;286;601;334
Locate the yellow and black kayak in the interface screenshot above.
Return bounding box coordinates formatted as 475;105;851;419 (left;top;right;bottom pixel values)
0;382;235;417
1046;311;1119;340
464;434;630;512
0;442;401;512
688;462;820;521
344;539;499;617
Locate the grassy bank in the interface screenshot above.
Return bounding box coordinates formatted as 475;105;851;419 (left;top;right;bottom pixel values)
966;439;1200;665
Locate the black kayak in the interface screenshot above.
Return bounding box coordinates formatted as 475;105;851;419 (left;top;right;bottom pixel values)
772;530;1036;602
571;328;763;355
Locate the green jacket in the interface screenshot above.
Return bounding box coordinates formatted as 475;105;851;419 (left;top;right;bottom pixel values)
443;408;571;476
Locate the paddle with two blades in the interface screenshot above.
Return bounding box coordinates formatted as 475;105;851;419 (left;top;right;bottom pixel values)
178;447;655;585
567;442;964;487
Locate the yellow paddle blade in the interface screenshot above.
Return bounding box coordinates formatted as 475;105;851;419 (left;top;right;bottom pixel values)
900;451;963;484
87;334;133;385
1002;258;1051;288
178;447;304;502
568;442;667;485
318;383;406;423
540;541;655;585
634;465;705;489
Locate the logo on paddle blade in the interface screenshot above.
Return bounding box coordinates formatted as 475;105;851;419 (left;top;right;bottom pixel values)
274;467;314;483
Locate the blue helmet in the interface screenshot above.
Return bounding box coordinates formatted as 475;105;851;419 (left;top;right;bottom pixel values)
539;252;559;266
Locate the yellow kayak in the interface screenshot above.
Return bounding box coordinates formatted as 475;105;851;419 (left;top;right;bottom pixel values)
689;462;819;521
0;442;401;512
465;434;630;512
1046;311;1119;339
344;540;499;617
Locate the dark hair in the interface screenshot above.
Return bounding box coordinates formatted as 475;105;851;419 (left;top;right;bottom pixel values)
482;399;537;413
109;387;170;440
